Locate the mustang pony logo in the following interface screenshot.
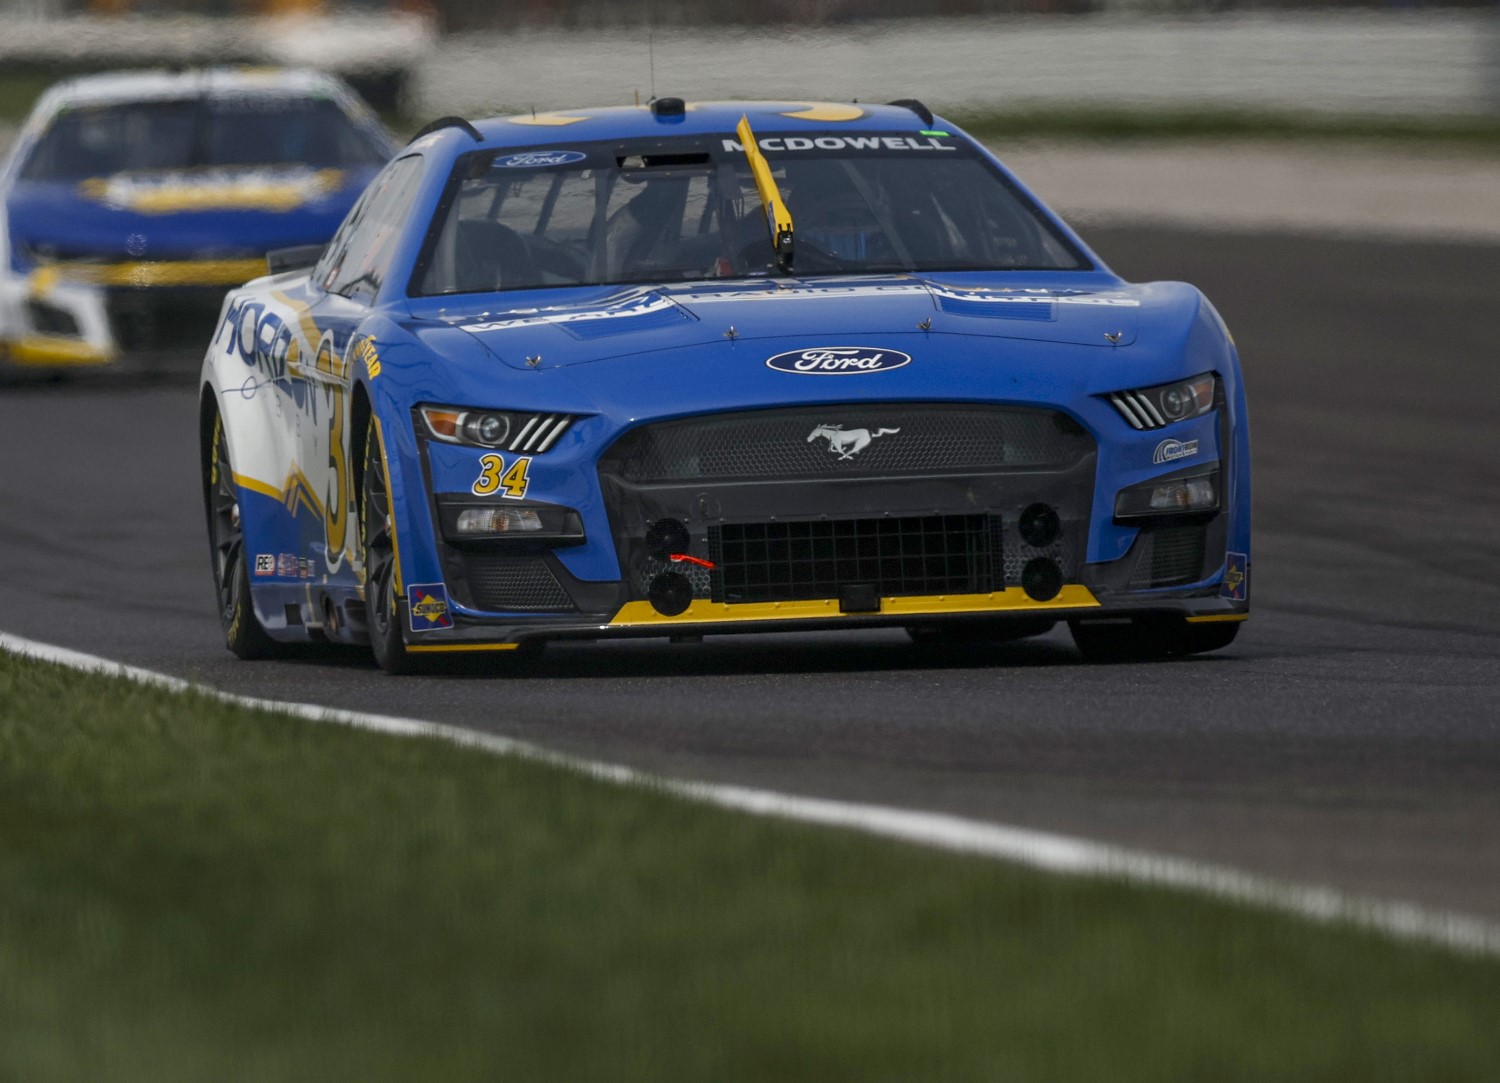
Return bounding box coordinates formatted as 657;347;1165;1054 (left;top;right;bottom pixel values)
807;424;900;460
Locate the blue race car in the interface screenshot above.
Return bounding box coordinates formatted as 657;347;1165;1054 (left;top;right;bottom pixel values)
198;98;1249;672
1;68;394;371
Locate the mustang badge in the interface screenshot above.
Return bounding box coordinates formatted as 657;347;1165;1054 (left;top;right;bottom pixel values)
807;424;900;460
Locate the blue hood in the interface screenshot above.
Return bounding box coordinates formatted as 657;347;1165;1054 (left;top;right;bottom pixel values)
399;274;1212;427
6;164;378;265
416;274;1160;372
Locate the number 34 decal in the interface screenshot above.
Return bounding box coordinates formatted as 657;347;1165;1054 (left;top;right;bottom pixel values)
472;453;532;498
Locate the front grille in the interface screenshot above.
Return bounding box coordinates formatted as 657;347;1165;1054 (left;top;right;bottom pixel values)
106;288;227;353
709;514;1000;604
462;554;575;612
603;403;1090;482
1129;523;1207;589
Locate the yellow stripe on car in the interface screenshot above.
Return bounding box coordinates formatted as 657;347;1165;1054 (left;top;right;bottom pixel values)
610;586;1100;627
407;643;521;653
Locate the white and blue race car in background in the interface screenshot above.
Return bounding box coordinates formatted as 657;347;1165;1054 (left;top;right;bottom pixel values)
1;67;394;371
200;98;1250;672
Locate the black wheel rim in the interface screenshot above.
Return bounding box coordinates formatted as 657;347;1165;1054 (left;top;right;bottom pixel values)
362;431;397;637
208;417;243;622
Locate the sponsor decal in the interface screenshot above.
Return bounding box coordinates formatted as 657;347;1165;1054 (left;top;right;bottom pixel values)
928;284;1140;309
461;289;678;334
277;553;299;578
807;424;900;460
78;166;343;214
1153;438;1200;465
1221;552;1248;601
353;336;381;379
494;150;588;169
254;553;275;577
298;558;313;580
408;583;454;632
767;347;911;375
721;135;957;154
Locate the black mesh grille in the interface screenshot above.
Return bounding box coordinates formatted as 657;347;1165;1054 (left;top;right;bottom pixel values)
462;554;575;612
1129;524;1208;589
709;514;1000;604
603;404;1090;482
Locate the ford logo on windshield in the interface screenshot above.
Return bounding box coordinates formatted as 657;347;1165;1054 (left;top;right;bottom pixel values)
495;150;588;169
765;347;912;375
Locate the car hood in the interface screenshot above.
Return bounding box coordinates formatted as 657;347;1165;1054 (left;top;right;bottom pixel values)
5;164;377;264
428;274;1150;372
402;273;1213;424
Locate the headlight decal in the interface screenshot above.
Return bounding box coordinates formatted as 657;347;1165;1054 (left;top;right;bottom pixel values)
1108;373;1217;430
418;404;580;453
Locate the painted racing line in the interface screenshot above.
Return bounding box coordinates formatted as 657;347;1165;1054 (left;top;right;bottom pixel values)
4;628;1497;959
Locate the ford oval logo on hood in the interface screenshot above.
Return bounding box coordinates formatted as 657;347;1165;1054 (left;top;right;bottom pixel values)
765;347;912;375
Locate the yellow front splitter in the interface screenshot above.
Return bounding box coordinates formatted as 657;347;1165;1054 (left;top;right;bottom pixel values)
609;585;1101;628
4;335;116;368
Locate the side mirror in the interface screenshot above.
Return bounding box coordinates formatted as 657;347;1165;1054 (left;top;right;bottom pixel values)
266;244;325;276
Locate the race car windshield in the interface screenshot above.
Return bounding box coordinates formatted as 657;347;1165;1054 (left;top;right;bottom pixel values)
412;134;1089;296
18;96;389;181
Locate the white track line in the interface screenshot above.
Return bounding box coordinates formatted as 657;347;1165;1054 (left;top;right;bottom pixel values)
4;629;1498;957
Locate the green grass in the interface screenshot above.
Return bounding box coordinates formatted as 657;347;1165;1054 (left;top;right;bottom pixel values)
2;649;1498;1081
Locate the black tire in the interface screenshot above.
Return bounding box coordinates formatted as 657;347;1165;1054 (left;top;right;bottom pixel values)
205;410;282;659
906;617;1056;646
1069;617;1240;662
360;423;417;674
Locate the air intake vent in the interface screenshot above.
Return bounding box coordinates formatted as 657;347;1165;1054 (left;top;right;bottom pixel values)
462;554;575;611
709;514;1000;604
1128;524;1207;588
1109;390;1170;430
508;414;576;453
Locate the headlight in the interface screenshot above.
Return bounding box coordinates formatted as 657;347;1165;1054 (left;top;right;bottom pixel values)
418;404;578;453
1115;468;1219;519
435;497;585;545
1109;373;1217;430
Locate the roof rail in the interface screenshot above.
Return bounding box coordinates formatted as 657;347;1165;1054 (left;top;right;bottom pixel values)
886;99;935;128
409;115;483;144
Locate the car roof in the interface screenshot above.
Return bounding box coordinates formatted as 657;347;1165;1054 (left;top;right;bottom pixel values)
33;67;350;113
437;100;950;152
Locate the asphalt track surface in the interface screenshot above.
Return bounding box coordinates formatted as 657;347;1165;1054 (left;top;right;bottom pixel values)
3;227;1498;922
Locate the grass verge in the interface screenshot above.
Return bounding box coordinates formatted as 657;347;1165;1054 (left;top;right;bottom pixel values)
2;648;1499;1081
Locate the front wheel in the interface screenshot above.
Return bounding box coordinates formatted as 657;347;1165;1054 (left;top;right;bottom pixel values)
205;411;281;659
1069;617;1240;663
360;423;418;674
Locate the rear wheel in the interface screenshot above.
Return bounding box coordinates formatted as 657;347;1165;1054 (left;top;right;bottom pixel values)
1069;617;1240;662
361;423;416;674
205;411;280;659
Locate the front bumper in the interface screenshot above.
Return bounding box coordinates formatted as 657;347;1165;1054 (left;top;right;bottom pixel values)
398;399;1248;651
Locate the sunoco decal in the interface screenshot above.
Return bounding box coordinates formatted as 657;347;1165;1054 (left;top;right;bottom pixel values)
766;347;911;375
1221;552;1248;601
1153;438;1200;464
408;583;454;632
494;150;588;168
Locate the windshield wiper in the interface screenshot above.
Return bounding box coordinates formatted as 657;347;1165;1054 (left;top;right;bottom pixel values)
735;115;795;274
